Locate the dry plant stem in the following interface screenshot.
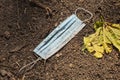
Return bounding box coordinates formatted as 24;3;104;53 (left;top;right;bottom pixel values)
43;59;47;73
29;0;52;15
0;70;16;80
17;0;20;29
98;0;104;6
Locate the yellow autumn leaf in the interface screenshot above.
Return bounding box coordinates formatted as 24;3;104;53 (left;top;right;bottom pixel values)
87;46;94;53
83;20;120;58
112;24;120;29
94;52;103;58
103;43;112;53
84;37;91;46
103;27;112;53
105;27;120;51
93;45;104;53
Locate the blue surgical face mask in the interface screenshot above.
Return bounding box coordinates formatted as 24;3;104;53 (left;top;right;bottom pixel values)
19;7;93;73
34;7;93;60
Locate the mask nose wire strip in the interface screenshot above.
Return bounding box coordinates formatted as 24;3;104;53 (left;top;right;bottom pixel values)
19;57;42;73
74;7;93;22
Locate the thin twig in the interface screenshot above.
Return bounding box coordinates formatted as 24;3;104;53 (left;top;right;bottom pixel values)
29;0;52;16
21;74;26;80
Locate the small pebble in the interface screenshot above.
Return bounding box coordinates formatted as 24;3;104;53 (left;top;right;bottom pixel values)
69;63;74;68
32;17;37;21
55;53;62;57
4;31;10;39
79;0;84;3
54;22;58;27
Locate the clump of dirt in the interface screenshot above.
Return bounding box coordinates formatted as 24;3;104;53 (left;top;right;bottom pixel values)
0;0;120;80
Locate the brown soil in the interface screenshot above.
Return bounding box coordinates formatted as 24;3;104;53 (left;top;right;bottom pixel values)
0;0;120;80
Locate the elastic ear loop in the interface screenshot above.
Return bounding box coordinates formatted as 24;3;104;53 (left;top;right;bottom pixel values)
19;57;42;73
75;7;93;22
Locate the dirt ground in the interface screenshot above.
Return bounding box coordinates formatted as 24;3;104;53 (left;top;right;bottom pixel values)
0;0;120;80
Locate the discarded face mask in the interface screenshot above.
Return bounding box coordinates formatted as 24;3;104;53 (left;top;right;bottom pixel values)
34;7;93;60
